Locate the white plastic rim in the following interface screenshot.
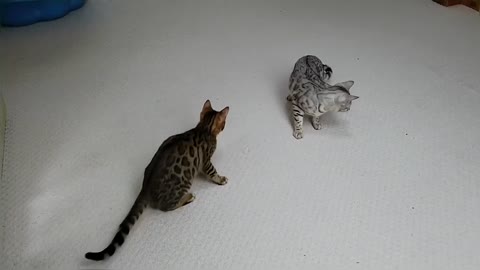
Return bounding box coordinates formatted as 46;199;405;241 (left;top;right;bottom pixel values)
0;93;5;183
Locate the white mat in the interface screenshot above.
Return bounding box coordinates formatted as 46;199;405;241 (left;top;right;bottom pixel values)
1;0;479;269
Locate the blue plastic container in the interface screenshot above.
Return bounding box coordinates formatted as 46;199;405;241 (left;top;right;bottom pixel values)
0;0;86;27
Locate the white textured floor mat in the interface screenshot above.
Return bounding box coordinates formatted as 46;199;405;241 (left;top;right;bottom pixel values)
1;0;479;269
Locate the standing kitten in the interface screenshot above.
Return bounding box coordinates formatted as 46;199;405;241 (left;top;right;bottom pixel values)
287;55;358;139
85;100;230;261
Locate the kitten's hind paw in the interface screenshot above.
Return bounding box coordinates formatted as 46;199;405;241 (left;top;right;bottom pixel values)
186;193;196;204
293;130;304;139
176;193;195;209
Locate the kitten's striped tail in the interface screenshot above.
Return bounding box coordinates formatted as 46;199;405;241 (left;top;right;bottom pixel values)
323;64;333;80
85;191;148;261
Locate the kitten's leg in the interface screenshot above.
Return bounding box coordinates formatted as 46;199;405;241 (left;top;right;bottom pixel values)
292;103;304;139
312;115;323;130
203;161;228;185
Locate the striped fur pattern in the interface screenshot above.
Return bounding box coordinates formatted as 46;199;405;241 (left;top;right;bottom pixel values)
287;55;358;139
85;100;230;261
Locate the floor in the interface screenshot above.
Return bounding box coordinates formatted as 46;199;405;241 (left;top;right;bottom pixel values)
1;0;479;269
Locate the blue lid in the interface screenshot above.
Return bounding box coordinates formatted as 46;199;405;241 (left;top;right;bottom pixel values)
1;0;86;27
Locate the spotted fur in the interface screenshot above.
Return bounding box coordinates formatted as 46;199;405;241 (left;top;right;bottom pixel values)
85;100;230;261
287;55;358;139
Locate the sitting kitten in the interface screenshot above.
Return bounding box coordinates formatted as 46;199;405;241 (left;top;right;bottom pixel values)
85;100;230;261
287;55;358;139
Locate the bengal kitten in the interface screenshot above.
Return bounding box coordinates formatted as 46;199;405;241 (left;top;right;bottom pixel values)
85;100;230;261
288;55;358;139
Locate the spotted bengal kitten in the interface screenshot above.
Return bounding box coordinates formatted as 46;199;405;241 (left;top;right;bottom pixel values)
85;100;230;261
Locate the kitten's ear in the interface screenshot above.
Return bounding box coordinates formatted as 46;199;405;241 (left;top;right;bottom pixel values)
348;95;359;101
200;100;213;119
203;100;212;111
218;106;230;121
212;106;230;135
336;80;354;91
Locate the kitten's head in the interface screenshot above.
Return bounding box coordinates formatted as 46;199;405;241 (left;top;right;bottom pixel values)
329;81;358;112
198;100;230;136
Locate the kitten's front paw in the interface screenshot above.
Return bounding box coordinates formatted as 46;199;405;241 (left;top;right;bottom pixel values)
293;130;304;139
213;175;228;185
